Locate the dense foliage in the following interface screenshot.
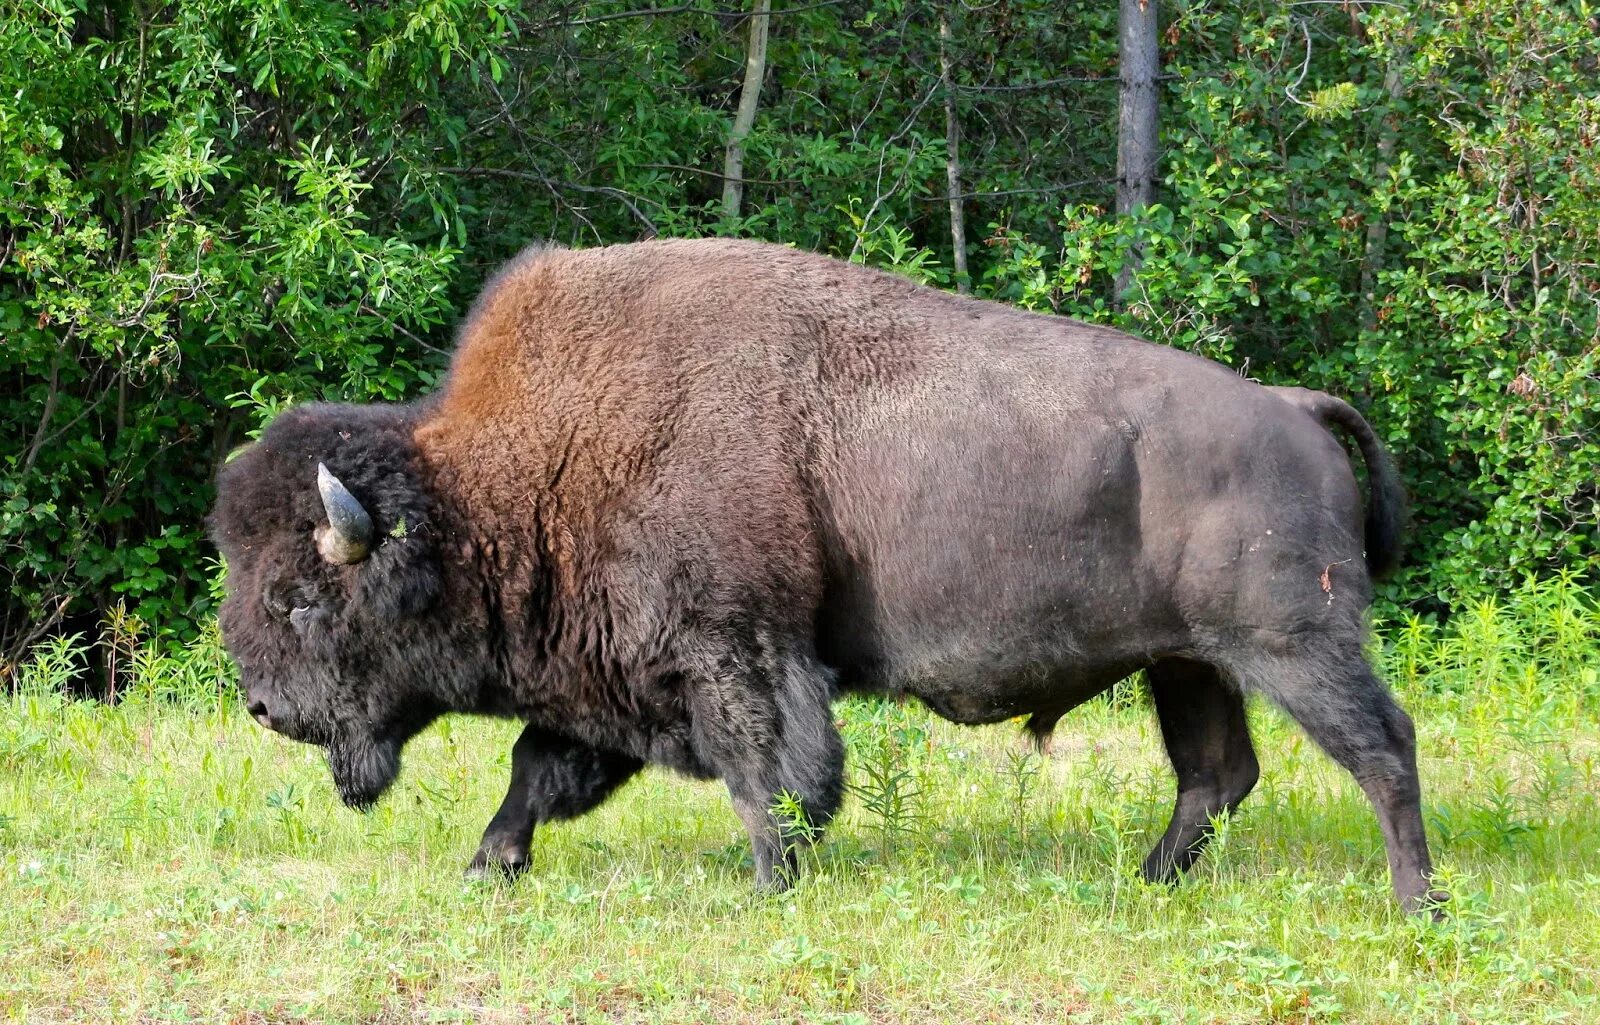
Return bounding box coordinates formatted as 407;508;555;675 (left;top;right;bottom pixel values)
2;0;1596;675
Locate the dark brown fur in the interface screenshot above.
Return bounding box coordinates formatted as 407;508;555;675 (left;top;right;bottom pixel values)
210;238;1441;911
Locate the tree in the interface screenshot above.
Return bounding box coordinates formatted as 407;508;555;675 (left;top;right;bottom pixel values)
721;0;772;221
1114;0;1160;303
939;11;970;293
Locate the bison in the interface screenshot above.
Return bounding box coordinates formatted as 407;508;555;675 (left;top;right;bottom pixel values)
209;238;1443;912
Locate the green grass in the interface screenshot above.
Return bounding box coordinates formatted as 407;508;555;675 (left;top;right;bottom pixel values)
3;577;1599;1023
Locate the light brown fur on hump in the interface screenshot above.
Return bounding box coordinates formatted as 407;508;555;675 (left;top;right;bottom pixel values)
432;244;566;433
409;240;800;555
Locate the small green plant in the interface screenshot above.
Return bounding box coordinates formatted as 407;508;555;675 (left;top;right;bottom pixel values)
770;789;822;887
1305;82;1360;121
932;873;985;904
1378;574;1600;703
14;634;85;694
843;701;927;863
1088;800;1142;915
839;199;949;286
264;783;314;850
1001;746;1041;839
1194;940;1348;1021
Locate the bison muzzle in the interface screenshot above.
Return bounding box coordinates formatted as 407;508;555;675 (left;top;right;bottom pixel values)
209;238;1443;913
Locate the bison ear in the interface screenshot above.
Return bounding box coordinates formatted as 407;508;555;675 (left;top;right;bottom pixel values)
360;556;441;620
316;463;374;564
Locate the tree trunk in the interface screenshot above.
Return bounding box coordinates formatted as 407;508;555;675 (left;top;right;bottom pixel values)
1358;63;1405;333
1114;0;1160;305
939;13;970;293
721;0;772;221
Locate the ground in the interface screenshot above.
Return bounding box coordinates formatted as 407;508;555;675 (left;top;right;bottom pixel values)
2;586;1597;1023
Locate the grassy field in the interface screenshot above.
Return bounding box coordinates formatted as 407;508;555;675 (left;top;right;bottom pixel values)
3;579;1598;1024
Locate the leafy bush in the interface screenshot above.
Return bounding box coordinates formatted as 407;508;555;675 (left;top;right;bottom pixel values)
2;0;1595;677
1;0;492;669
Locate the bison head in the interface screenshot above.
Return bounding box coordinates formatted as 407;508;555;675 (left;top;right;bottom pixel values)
209;403;462;809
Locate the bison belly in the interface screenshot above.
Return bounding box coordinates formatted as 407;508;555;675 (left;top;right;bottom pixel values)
815;405;1185;719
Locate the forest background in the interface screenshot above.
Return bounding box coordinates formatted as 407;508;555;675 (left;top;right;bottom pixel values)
2;0;1596;683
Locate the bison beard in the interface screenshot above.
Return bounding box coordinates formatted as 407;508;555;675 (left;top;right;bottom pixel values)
325;732;402;811
208;237;1445;915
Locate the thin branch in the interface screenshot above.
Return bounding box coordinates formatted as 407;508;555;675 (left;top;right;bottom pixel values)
1285;20;1315;108
20;327;73;476
643;162;798;185
358;303;450;357
27;389;114;465
440;166;660;235
950;72;1186;93
915;177;1115;202
541;0;846;30
106;269;204;328
849;79;944;262
959;74;1118;92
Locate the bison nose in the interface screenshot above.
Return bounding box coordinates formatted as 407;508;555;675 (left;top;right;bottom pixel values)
246;698;274;730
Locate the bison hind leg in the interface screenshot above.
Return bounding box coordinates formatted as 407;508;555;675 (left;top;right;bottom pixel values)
1141;658;1260;884
1228;648;1445;915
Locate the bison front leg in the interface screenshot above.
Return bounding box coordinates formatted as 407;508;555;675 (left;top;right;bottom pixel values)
698;655;845;892
1142;658;1260;883
466;723;643;880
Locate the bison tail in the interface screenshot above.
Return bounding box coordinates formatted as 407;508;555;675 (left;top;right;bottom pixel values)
1271;387;1406;579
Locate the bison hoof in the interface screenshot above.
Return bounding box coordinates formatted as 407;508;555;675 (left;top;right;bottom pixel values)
464;850;530;883
753;864;798;896
1410;888;1451;921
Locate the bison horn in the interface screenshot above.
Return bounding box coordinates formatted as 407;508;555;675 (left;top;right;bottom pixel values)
316;463;374;564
